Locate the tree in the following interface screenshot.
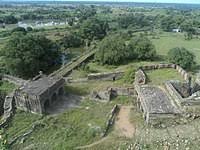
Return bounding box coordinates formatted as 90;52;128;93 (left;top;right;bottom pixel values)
95;34;156;65
2;33;59;78
26;27;33;32
168;47;195;70
59;33;83;51
127;35;156;60
67;17;75;26
11;27;26;34
118;13;152;29
3;15;18;24
80;17;109;41
161;16;177;32
76;6;96;22
95;35;126;65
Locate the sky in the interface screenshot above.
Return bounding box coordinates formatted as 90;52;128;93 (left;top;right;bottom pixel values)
67;0;200;4
1;0;200;4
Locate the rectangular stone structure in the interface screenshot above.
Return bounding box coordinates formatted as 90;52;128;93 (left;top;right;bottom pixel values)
15;76;65;114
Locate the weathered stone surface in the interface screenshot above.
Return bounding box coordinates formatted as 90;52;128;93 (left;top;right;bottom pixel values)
90;87;135;102
90;89;112;101
137;85;180;115
1;74;27;86
134;63;193;124
15;75;65;114
0;91;15;128
87;71;124;81
171;81;191;98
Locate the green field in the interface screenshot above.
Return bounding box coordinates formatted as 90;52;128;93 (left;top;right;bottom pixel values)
151;32;200;64
6;95;132;149
146;68;184;85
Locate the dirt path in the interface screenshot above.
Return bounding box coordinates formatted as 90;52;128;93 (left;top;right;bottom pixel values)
115;106;135;138
75;105;135;149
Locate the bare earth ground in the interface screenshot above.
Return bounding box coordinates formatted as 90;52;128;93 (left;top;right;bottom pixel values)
75;105;135;149
46;94;83;115
115;106;135;138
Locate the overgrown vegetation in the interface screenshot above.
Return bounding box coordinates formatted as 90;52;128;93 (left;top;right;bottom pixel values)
1;32;60;78
168;47;196;70
1;2;200;149
95;34;156;65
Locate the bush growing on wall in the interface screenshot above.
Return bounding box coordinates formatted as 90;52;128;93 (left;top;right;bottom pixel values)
121;67;136;84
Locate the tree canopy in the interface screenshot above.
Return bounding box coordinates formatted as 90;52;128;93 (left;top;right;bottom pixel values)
127;35;156;60
3;15;18;24
59;32;83;51
95;34;156;65
80;17;109;41
168;47;195;70
95;35;126;65
2;33;59;78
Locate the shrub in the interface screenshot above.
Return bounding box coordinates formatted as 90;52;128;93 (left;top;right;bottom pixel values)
168;47;195;70
121;67;136;84
11;27;26;34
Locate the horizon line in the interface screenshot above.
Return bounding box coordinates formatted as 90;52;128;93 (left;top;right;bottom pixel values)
1;0;200;5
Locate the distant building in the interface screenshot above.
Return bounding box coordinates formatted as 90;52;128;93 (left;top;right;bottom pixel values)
15;74;65;114
172;28;181;33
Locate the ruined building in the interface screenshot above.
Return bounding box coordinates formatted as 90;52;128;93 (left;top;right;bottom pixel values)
15;75;65;114
134;64;200;124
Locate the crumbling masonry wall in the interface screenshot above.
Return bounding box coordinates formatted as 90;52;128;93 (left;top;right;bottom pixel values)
134;63;190;124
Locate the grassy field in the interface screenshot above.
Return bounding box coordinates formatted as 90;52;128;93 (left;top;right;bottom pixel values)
6;95;133;150
146;68;185;85
150;32;200;64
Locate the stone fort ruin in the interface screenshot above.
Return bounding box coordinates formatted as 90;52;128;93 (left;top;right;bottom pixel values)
14;74;65;114
135;63;200;124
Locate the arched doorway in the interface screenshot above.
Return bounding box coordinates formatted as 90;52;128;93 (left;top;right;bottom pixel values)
58;87;64;96
51;93;57;103
44;99;50;110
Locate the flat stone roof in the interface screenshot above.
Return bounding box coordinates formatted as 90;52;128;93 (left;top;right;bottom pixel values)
139;86;179;114
19;76;64;96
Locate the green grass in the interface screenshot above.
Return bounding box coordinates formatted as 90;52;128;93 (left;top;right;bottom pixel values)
7;98;129;150
146;68;184;85
6;110;42;140
151;32;200;64
0;81;15;94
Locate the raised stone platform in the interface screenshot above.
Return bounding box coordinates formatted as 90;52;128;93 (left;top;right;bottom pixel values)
15;75;65;114
136;85;180;123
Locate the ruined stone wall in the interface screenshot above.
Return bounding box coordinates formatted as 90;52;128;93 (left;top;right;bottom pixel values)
134;69;146;86
102;104;119;137
90;87;135;102
165;81;184;107
110;87;135;97
87;71;124;81
148;113;178;125
138;64;190;81
1;74;27;86
14;90;42;114
171;81;191;98
0;91;15;128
